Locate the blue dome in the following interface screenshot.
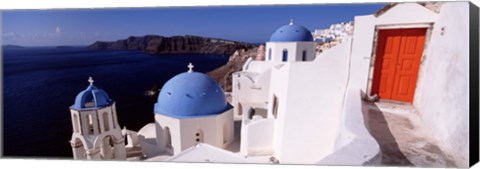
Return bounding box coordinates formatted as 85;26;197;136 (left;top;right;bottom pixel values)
269;23;313;42
71;78;113;110
155;71;232;118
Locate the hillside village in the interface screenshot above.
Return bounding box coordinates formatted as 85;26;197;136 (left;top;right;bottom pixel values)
67;2;470;167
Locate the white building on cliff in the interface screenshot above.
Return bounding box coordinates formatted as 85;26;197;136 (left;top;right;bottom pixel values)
68;2;470;167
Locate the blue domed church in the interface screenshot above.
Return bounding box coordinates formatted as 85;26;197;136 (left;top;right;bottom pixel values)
69;77;126;160
153;63;235;155
265;19;316;62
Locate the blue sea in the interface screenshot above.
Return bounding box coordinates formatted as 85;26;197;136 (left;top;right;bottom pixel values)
2;47;228;158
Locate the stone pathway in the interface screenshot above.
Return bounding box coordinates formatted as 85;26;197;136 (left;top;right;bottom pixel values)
362;101;459;167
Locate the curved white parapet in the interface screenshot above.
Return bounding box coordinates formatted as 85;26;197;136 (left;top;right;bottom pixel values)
240;118;275;156
137;123;163;158
317;88;381;165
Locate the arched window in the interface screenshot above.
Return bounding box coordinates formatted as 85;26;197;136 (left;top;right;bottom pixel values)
72;138;86;159
282;49;288;62
302;50;307;61
164;127;172;148
223;123;228;144
268;48;272;60
73;114;80;133
112;108;118;129
103;113;110;132
88;114;95;135
100;135;114;159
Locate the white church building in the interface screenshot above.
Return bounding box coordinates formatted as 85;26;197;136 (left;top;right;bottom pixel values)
68;2;469;167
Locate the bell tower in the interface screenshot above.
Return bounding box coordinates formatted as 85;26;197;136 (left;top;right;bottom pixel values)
69;77;126;160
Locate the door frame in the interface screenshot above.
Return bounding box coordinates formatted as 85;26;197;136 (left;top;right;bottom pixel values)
366;23;433;103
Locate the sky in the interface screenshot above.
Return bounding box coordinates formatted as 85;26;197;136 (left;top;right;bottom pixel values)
1;3;386;46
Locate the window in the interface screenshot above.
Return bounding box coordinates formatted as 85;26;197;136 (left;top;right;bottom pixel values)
73;114;80;133
112;108;118;129
223;123;228;144
103;113;110;132
164;127;172;148
248;108;256;120
268;48;272;60
272;95;279;119
302;50;307;61
282;49;288;62
194;129;204;144
101;135;114;159
88;114;95;135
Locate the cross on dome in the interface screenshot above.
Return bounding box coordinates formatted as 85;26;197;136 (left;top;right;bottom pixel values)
289;19;294;25
187;62;194;73
88;76;94;85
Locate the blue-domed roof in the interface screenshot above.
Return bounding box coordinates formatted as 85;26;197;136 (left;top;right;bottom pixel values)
155;64;232;118
71;77;113;110
269;20;313;42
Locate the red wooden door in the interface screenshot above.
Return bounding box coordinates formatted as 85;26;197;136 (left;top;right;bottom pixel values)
371;28;426;103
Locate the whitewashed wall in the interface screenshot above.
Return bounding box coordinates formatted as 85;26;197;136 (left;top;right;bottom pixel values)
155;110;234;155
232;62;277;117
155;115;181;154
269;38;352;164
266;42;315;62
413;2;470;166
240;118;275;156
137;123;163;158
317;88;380;165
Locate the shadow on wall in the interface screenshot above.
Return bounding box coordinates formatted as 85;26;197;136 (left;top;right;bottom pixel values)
361;101;413;166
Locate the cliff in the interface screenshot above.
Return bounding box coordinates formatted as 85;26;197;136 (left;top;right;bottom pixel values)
88;35;255;56
207;46;259;92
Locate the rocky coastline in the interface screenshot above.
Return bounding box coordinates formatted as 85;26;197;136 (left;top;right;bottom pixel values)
87;35;256;56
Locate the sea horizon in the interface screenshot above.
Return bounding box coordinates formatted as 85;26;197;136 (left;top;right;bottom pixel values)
2;47;229;157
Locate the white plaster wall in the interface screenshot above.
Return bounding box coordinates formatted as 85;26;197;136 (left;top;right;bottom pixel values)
234;73;263;103
244;60;278;73
155;114;181;154
271;39;351;164
412;2;470;166
232;72;262;116
317;88;380;165
349;15;377;92
232;69;273;117
166;143;248;163
294;42;316;61
70;110;81;134
240;118;275;156
216;110;235;147
155;110;234;154
137;123;162;158
269;63;291;160
266;42;299;62
179;116;219;150
375;3;438;26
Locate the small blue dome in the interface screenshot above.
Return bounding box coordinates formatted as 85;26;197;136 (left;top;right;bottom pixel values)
269;22;313;42
155;71;232;118
71;77;113;110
